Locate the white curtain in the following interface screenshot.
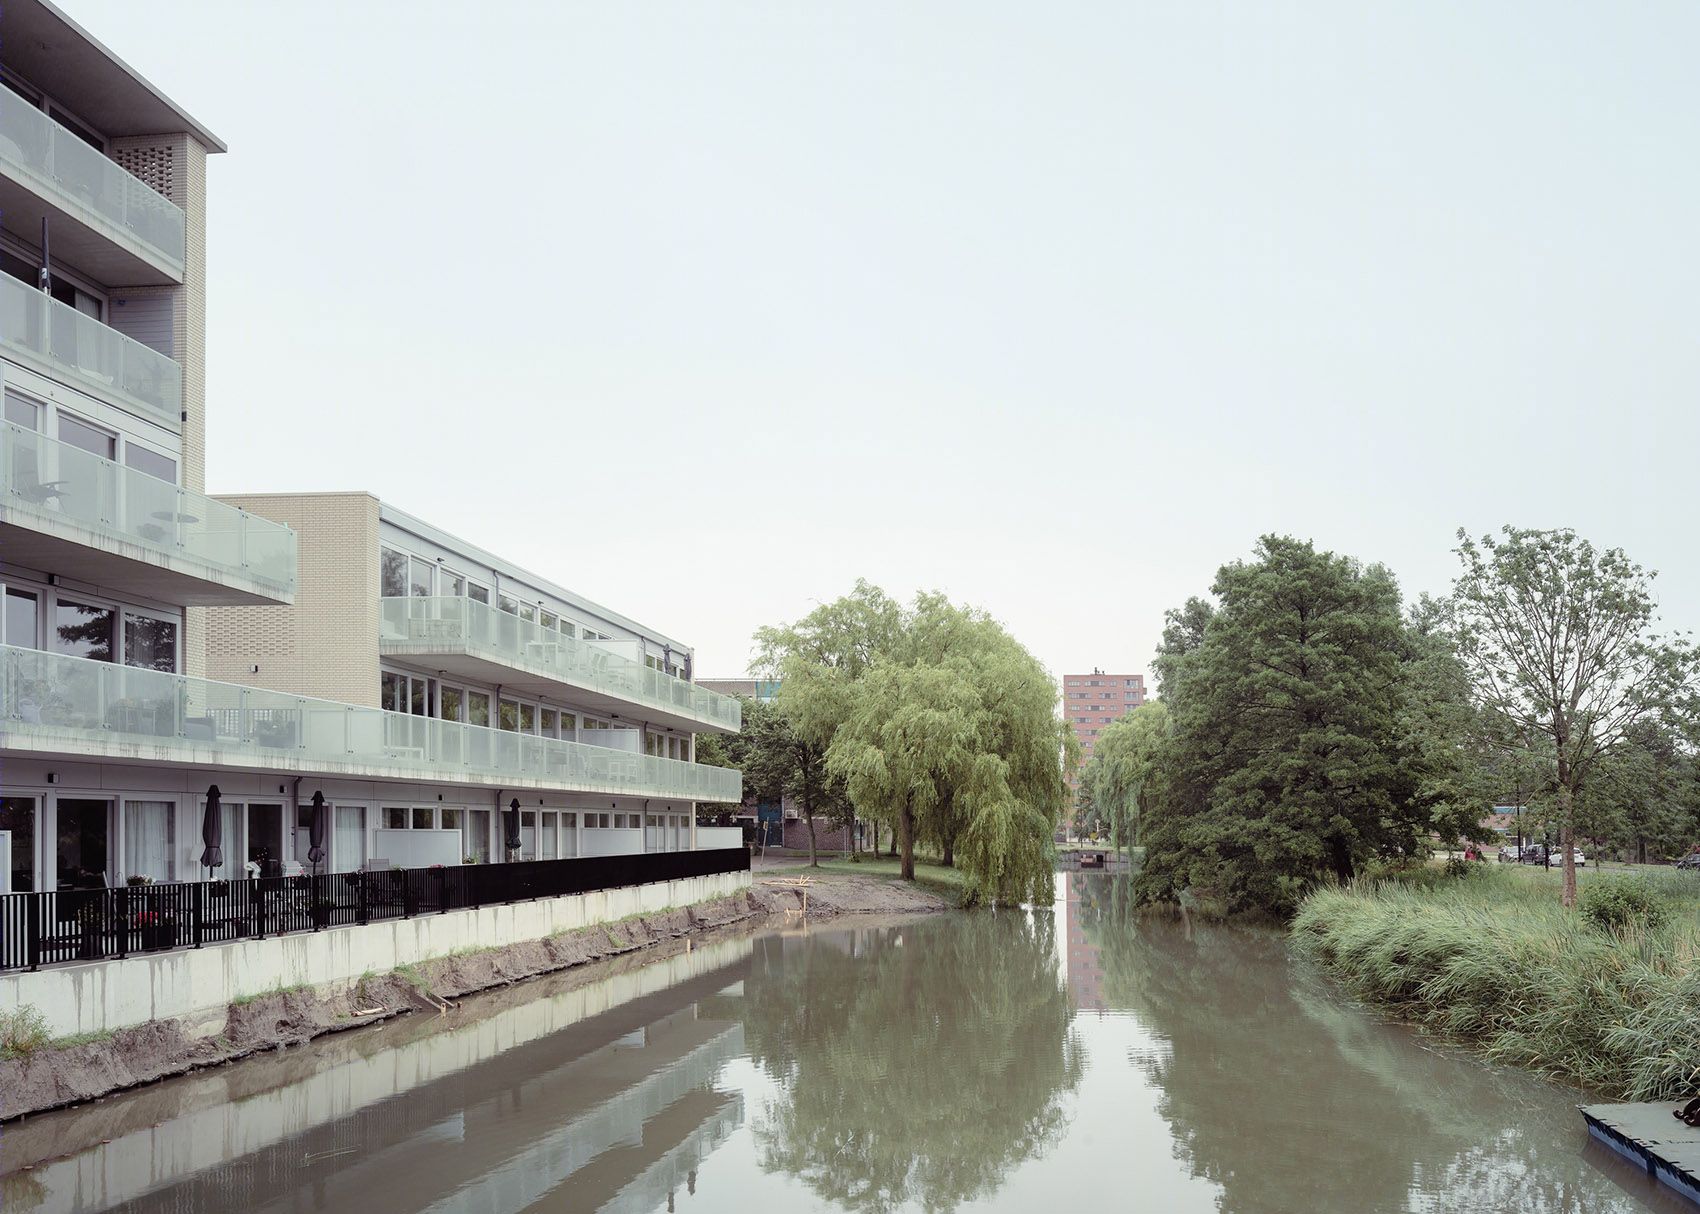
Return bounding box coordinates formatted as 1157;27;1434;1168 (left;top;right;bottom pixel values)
217;801;240;876
124;801;174;882
334;806;366;873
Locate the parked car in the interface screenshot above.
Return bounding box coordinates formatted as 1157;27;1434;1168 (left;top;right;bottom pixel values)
1676;853;1700;871
1519;845;1549;864
1497;846;1518;864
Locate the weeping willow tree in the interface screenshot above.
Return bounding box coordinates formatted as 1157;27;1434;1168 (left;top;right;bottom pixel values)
826;596;1073;905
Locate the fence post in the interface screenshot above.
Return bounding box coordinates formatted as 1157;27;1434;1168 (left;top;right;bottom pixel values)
358;871;369;926
115;886;129;959
27;894;41;972
194;881;204;948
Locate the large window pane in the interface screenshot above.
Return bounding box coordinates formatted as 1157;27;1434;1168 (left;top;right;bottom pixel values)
123;800;175;883
124;612;178;672
409;557;433;598
124;444;176;483
248;804;283;874
441;685;462;723
58;413;114;459
6;588;39;649
57;798;110;888
467;692;490;728
381;671;405;712
54;598;114;661
380;547;407;598
335;806;366;873
1;797;37;892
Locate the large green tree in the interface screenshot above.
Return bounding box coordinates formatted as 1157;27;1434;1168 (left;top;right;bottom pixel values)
1085;701;1169;853
1137;536;1439;917
753;581;904;862
759;584;1071;902
1452;527;1700;906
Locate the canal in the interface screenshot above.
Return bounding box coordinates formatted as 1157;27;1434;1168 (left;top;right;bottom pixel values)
1;872;1683;1212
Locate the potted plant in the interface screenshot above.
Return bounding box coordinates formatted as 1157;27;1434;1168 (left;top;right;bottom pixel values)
125;874;153;887
74;903;105;959
135;909;178;951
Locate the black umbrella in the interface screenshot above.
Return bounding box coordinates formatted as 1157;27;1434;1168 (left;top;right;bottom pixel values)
308;791;328;871
200;784;223;873
504;798;522;855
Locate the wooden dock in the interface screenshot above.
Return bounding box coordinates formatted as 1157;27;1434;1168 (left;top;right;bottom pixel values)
1580;1102;1700;1208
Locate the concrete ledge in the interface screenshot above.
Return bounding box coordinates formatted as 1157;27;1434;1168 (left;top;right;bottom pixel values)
0;871;752;1038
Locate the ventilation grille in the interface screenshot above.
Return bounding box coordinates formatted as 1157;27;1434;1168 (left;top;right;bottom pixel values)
112;143;177;202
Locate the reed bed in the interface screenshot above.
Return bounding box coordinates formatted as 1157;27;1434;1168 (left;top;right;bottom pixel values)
1290;866;1700;1101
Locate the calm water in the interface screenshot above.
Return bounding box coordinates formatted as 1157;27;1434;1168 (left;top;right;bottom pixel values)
1;873;1682;1213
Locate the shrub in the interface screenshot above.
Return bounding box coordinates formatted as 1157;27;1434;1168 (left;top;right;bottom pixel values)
0;1005;51;1060
1579;876;1670;933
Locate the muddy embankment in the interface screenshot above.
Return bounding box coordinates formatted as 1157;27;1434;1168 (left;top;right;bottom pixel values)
0;874;948;1122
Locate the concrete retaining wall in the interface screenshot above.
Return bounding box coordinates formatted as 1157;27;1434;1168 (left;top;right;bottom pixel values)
0;871;752;1038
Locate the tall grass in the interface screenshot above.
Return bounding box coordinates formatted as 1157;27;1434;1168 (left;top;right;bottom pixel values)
1291;866;1700;1101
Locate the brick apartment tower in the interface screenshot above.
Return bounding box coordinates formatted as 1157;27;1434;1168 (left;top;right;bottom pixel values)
1063;669;1146;785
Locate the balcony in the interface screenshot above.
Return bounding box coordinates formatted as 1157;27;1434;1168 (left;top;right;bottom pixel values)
0;98;186;284
1;421;296;605
380;597;742;734
2;276;182;428
2;646;744;804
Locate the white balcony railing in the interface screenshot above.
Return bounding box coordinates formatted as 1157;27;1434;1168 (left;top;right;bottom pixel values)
2;276;183;426
381;597;741;731
2;645;743;803
2;420;297;597
0;98;187;271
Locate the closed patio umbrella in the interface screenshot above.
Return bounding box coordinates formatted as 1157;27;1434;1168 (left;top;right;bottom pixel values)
505;798;522;858
308;791;328;872
200;785;223;875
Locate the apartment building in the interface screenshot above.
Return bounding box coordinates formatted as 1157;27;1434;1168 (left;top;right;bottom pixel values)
1;0;300;892
0;2;738;896
204;492;742;869
1063;669;1147;769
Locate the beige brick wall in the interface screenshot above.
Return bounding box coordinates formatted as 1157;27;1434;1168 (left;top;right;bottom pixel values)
204;493;381;707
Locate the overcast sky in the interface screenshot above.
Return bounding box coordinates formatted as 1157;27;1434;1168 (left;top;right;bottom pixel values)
73;0;1700;683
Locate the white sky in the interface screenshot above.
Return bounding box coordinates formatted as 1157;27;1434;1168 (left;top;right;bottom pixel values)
71;0;1700;683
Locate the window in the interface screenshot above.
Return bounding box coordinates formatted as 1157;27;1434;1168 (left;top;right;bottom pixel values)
467;691;491;728
540;707;557;736
441;685;462;723
558;618;577;639
1125;679;1140;688
498;594;519;616
58;413;115;460
467;582;489;605
443;570;466;596
383;807;408;830
381;672;405;713
412;807;434;830
123;612;177;671
380;547;407;597
124;444;176;484
123;801;174;883
5;588;39;648
335;806;367;873
54;598;114;661
409;557;433;598
1067;680;1080;686
5;392;38;429
540;610;557;630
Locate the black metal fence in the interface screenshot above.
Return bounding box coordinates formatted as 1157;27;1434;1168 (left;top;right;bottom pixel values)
0;848;751;973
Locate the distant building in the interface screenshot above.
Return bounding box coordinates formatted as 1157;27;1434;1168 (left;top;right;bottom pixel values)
1063;668;1147;785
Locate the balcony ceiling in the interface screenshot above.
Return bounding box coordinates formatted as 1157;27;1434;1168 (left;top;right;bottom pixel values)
0;176;183;287
6;1;226;151
3;521;291;607
380;644;716;736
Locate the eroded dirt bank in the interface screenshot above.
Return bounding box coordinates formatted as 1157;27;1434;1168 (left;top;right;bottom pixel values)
0;873;947;1123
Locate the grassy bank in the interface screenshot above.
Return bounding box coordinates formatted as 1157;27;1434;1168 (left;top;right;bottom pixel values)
764;854;969;904
1291;865;1700;1101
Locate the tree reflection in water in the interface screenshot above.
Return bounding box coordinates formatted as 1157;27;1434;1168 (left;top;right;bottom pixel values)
1071;873;1651;1214
739;911;1084;1213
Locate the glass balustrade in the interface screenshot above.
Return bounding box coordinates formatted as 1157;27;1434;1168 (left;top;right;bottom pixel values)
1;277;183;426
380;597;741;731
3;645;744;803
0;100;187;270
2;420;297;597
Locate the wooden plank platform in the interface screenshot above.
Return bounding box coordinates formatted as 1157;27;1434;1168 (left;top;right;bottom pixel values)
1580;1102;1700;1208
